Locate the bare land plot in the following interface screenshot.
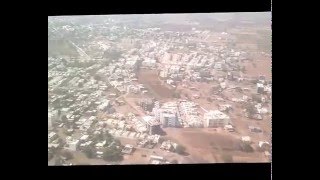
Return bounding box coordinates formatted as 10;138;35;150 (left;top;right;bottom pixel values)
137;70;174;99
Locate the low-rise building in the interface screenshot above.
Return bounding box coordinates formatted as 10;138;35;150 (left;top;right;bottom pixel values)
48;132;58;142
259;141;271;151
241;136;252;144
224;124;235;132
121;144;134;154
64;138;79;151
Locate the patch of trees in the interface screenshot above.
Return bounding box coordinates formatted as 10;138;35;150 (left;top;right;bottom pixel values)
221;154;233;163
239;142;254;153
103;145;123;162
60;150;73;160
240;66;246;73
252;94;262;103
103;49;123;61
171;159;178;164
243;103;257;117
175;144;186;155
172;91;181;99
83;147;95;158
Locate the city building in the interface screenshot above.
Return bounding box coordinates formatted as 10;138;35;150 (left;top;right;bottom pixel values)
65;137;79;151
121;144;134;154
204;110;230;127
48;132;58;142
142;116;162;135
160;112;178;127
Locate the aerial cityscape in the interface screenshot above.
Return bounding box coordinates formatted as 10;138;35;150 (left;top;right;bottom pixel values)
48;12;272;165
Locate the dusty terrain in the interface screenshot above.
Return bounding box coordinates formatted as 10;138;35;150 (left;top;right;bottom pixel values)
242;57;271;81
163;127;269;163
137;70;174;99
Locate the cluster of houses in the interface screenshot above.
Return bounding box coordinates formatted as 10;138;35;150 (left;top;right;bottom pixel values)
240;135;271;161
49;18;272;164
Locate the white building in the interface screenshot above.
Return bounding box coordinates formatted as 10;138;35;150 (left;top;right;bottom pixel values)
204;110;230;127
80;134;89;142
48;112;54;130
160;112;178;127
48;110;58;130
48;132;57;142
65;137;79;151
142;59;156;68
95;140;107;149
98;100;110;111
241;136;252;144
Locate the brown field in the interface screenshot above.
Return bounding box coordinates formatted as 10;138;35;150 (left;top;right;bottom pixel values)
137;70;174;99
242;57;271;81
163;128;238;163
163;127;270;163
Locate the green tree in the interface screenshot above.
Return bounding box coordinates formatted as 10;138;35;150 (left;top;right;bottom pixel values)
240;66;246;73
172;91;181;99
61;115;67;123
98;133;104;141
221;154;233;163
171;159;178;164
94;75;101;81
84;147;95;158
235;87;243;93
54;157;63;165
113;139;121;146
240;142;254;153
252;94;262;103
61;150;73;160
175;145;186;155
78;82;84;88
103;146;123;162
57;138;64;144
244;103;257;116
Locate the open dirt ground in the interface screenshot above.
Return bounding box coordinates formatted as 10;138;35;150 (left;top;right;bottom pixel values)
137;70;174;99
163;127;269;163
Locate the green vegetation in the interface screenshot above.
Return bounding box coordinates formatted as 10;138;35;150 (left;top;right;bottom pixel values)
94;75;102;81
103;145;123;162
175;144;186;155
172;91;181;98
252;94;262;103
256;30;272;53
244;103;257;116
171;159;179;164
221;154;233;163
61;115;67;123
48;40;78;57
84;147;95;158
240;66;246;73
61;150;73;160
240;142;254;153
103;49;123;61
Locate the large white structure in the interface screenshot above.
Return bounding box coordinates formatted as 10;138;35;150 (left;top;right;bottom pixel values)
204;110;230;127
179;101;202;127
160;112;178;127
154;101;181;128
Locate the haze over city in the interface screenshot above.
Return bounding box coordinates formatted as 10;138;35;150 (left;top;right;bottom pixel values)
48;12;271;165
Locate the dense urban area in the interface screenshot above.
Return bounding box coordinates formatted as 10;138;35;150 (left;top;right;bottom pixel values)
48;13;272;165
